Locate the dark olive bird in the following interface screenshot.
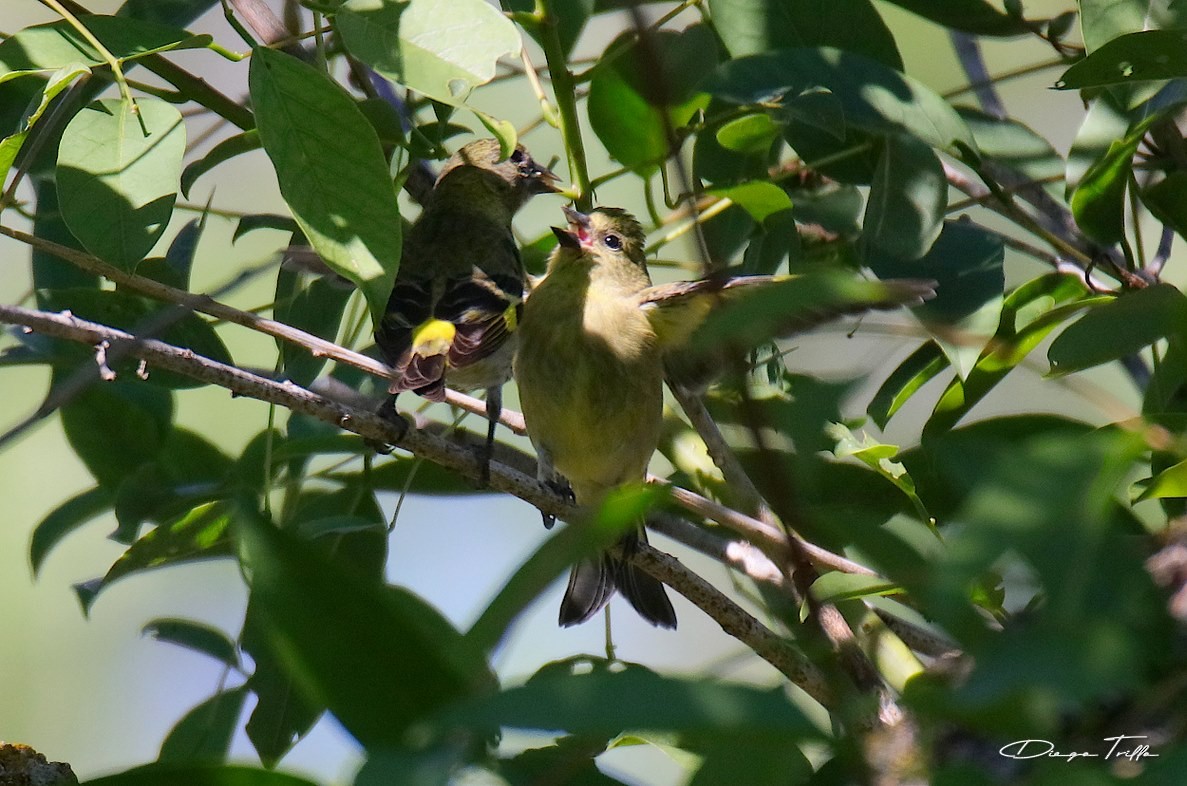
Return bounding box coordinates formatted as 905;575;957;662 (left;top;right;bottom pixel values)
374;139;559;473
515;206;937;628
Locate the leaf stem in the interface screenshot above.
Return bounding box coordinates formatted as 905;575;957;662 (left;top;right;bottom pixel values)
534;0;592;209
41;0;136;109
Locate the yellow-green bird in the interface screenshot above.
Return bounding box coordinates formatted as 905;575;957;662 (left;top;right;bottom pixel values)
374;139;559;472
516;206;937;628
515;207;678;628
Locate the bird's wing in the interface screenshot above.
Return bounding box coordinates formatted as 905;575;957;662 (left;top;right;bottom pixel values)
638;271;936;352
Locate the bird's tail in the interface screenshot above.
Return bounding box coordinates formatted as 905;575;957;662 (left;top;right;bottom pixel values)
392;318;456;400
559;528;677;629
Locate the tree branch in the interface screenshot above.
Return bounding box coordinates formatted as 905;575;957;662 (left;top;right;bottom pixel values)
0;302;838;705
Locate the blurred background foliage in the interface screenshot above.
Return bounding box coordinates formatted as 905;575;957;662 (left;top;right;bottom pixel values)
3;0;1187;784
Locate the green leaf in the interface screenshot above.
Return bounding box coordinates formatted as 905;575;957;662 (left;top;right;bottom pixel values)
708;0;902;70
0;63;90;177
588;26;717;173
810;571;900;604
714;113;780;155
708;181;792;223
879;0;1030;36
1069;112;1162;243
82;762;319;786
30;486;112;576
57;97;186;270
77;502;234;613
439;662;820;741
338;0;520;106
59;377;174;491
868;221;1005;378
0;16;212;73
143;618;239;668
501;0;593;56
1134;456;1187;502
249;46;401;322
863;136;945;260
828;423;930;522
957;108;1064;201
274;270;353;387
1048;284;1187;375
1057;29;1187;89
158;687;249;764
501;736;624;786
707;47;975;153
1140;171;1187;238
866;341;949;429
236;504;494;749
181;130;261;197
1078;0;1187;54
926;273;1094;436
329;457;479;495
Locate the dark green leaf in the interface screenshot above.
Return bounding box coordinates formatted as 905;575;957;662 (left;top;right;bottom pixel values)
59;377;174;490
82;762;318;786
867;341;949;429
500;736;623;786
233;214;300;242
689;738;812;786
708;48;974;153
158;687;249;764
1057;29;1187;89
57;97;186;270
926;273;1093;436
708;0;901;69
274;270;353;386
439;663;819;741
338;0;519;106
236;505;494;749
588;27;717;173
143;618;239;668
1141;171;1187;238
330;456;478;495
879;0;1030;35
863;136;945;260
77;502;234;613
32;180;100;298
1069;113;1157;243
30;486;112;576
957;108;1064;200
249;46;400;321
868;221;1005;377
1048;284;1187;375
181;130;261;197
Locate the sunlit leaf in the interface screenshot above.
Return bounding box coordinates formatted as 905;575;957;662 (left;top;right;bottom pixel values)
249;46;401;321
57;97;186;270
338;0;520;106
1048;284;1187;375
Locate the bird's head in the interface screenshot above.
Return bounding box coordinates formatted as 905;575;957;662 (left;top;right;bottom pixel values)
437;139;560;210
551;206;647;270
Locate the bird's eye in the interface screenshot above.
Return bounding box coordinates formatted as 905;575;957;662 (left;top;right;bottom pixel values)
510;148;525;163
603;234;623;251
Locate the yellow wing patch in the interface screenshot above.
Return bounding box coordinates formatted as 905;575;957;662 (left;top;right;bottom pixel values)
411;318;456;357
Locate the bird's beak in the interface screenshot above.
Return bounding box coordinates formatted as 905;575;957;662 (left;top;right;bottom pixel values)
551;225;581;249
529;163;562;194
